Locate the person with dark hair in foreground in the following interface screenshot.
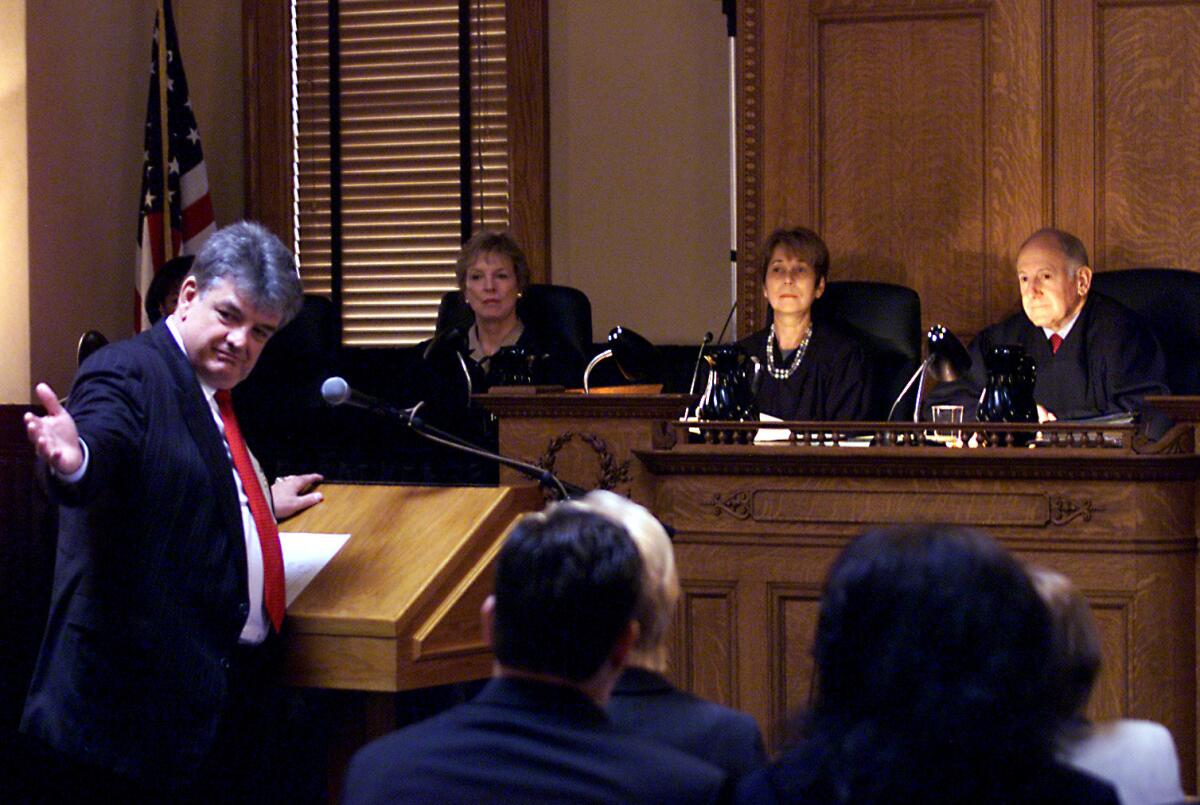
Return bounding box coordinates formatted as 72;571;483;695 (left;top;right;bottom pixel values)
342;502;726;805
1030;567;1184;805
736;525;1118;805
581;490;766;784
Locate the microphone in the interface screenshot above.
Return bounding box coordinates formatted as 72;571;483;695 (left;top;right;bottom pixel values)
320;377;580;500
321;376;415;421
688;331;714;395
715;299;738;344
422;322;468;362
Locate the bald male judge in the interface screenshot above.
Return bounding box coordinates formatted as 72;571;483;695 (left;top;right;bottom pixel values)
20;222;321;802
934;228;1169;422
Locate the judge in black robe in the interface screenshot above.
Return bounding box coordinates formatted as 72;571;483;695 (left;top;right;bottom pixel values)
930;229;1168;421
736;322;871;421
735;226;871;421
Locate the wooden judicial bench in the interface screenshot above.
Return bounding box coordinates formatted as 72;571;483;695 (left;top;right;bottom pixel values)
277;393;1200;793
483;391;1200;791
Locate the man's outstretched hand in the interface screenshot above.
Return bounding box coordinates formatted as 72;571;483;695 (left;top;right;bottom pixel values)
25;383;83;476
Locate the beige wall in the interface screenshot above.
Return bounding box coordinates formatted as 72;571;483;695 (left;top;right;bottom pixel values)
0;0;30;402
10;0;728;401
549;1;732;345
22;0;243;399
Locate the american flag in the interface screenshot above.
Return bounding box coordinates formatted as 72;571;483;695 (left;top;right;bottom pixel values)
135;0;215;330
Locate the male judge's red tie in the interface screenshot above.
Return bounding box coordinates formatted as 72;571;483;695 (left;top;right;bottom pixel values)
1050;333;1063;354
215;389;285;633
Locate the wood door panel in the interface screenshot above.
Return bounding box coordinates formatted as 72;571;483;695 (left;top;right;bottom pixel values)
1098;5;1200;270
820;14;986;336
678;582;739;707
747;0;1200;344
750;0;1046;340
768;585;823;749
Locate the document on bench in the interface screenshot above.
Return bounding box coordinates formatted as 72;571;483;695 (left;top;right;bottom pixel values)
280;531;352;606
754;412;873;446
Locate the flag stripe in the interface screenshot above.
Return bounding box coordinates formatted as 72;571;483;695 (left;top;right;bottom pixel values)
134;0;215;331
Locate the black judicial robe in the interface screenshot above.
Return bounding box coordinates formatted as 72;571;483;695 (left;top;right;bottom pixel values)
930;293;1169;420
736;322;872;421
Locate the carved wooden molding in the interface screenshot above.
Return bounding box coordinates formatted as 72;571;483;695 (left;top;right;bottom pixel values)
699;487;1103;528
1048;495;1099;525
737;0;763;335
705;490;753;520
636;446;1200;482
1132;423;1194;456
538;431;632;492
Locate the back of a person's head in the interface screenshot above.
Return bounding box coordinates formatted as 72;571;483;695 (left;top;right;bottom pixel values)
773;524;1058;804
576;490;678;671
1029;566;1102;723
492;503;643;683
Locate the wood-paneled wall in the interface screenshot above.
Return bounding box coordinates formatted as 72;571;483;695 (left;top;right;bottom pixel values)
737;0;1200;339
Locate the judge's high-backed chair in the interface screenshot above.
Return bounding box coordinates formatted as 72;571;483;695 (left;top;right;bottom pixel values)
811;280;923;420
77;330;109;367
436;284;593;366
1090;268;1200;395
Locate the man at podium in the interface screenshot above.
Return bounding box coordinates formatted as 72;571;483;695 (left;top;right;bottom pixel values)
343;502;727;805
20;222;320;802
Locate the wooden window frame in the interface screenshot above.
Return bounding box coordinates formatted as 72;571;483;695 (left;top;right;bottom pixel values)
242;0;550;343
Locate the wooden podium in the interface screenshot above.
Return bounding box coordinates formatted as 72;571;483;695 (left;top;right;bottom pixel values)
279;483;542;692
274;483;541;797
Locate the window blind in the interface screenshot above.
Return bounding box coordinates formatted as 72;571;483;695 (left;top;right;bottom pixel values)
292;0;510;346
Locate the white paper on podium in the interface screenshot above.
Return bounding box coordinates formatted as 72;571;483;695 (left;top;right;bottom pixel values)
280;532;351;606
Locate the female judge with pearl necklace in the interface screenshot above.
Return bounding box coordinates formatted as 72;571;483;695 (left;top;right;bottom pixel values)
736;227;871;421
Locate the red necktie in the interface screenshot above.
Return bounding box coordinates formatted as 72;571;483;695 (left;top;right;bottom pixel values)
215;389;285;633
1050;333;1063;354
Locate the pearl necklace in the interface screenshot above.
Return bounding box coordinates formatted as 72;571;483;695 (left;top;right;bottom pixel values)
766;322;812;380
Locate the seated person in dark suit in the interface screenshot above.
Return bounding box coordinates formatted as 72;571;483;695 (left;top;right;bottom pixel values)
582;490;767;784
342;501;727;805
736;227;871;420
931;228;1168;421
736;524;1118;805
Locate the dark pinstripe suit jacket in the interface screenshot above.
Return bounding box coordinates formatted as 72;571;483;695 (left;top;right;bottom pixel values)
21;321;254;787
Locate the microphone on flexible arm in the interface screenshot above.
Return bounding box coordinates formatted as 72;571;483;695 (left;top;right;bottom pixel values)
714;299;738;344
320;376;583;501
422;322;468;362
887;324;973;421
422;316;474;404
320;376;419;421
688;332;715;396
